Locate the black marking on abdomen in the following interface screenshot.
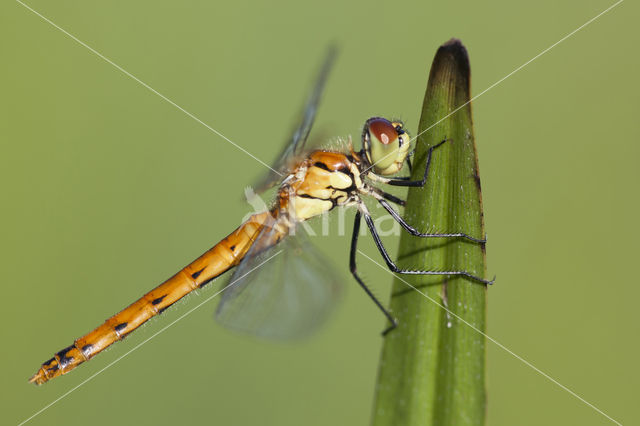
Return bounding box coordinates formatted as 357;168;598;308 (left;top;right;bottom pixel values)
81;344;94;357
198;263;235;288
198;276;216;288
191;267;205;279
114;322;128;333
158;307;169;314
152;295;166;305
56;345;75;368
230;245;236;251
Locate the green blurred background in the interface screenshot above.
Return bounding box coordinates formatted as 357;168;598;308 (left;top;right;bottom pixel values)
2;0;638;425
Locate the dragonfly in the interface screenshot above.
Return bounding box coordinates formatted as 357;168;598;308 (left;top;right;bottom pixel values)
29;48;491;385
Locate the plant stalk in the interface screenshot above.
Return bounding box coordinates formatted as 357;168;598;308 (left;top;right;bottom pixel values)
372;38;488;426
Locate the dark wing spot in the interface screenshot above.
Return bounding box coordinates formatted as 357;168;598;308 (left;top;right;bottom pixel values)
229;245;236;251
114;322;128;333
191;267;206;279
152;295;166;305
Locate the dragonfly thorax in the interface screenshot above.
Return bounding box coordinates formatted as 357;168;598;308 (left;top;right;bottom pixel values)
280;150;363;222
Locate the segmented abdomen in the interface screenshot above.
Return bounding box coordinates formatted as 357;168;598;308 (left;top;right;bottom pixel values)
29;211;272;385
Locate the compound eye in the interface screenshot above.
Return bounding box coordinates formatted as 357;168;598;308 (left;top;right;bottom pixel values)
368;118;399;145
363;117;401;171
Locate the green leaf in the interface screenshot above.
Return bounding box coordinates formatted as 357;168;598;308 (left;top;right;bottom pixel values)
372;39;488;426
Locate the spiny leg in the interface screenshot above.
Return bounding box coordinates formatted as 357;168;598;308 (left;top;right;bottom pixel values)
372;188;406;207
350;211;398;335
376;198;485;243
363;213;494;285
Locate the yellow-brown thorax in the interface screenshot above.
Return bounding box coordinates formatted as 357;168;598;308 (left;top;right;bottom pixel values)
277;150;363;222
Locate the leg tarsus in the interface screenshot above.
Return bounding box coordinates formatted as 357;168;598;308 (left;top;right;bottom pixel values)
377;198;486;244
381;318;398;335
364;213;494;285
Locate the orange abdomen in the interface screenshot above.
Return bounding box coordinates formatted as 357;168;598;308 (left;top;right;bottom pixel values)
29;212;271;385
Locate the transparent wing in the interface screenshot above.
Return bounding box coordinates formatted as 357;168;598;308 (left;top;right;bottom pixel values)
253;47;337;193
215;222;343;339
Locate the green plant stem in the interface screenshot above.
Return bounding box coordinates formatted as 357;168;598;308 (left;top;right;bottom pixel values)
372;39;488;426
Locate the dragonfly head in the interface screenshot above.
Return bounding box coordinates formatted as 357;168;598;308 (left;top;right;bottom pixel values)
362;117;410;176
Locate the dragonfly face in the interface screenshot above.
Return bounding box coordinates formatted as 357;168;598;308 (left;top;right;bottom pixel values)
362;117;411;176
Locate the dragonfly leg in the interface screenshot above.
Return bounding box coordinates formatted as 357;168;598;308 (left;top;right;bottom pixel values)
376;190;406;207
350;211;398;335
377;198;486;243
363;213;494;285
385;137;449;187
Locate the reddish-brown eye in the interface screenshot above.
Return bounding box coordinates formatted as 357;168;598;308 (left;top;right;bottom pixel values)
368;118;398;145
